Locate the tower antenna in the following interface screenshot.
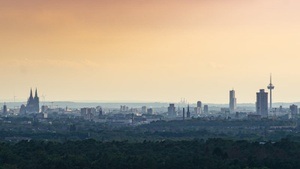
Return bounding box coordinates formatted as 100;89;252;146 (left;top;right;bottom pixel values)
267;73;275;112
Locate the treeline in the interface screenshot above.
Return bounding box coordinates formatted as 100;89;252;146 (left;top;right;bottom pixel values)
0;138;300;169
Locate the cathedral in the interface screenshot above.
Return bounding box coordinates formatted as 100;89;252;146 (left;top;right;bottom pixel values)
26;89;40;113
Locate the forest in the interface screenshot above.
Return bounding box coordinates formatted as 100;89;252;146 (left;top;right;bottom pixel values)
0;138;300;169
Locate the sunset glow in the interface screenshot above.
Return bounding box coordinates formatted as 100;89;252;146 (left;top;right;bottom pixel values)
1;0;300;103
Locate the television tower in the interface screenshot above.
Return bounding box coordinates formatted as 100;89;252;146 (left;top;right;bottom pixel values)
267;74;275;111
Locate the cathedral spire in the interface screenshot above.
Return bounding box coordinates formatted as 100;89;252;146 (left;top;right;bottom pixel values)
35;88;38;98
30;88;33;99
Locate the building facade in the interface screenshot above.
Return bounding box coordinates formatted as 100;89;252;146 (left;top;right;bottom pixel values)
204;105;208;114
196;101;202;114
229;90;237;113
290;104;298;118
26;89;40;113
168;104;176;117
256;89;268;118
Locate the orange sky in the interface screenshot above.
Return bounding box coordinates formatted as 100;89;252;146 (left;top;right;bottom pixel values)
1;0;300;103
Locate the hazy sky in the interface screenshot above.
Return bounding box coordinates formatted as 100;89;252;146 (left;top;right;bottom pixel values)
1;0;300;103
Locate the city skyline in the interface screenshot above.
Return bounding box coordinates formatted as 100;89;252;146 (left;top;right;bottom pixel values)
2;1;300;103
0;76;292;104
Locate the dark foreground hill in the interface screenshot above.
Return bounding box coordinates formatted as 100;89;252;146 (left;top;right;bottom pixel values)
0;138;299;169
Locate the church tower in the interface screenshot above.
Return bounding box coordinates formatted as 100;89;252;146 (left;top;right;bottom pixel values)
34;89;40;113
26;88;40;113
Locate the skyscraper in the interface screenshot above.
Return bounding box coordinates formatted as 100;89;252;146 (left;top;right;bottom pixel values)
3;104;7;114
168;104;176;117
229;90;237;113
290;104;298;118
197;101;202;108
256;89;268;118
196;101;202;114
204;105;209;114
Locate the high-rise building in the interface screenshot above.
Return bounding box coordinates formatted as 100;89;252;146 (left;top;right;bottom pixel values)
197;101;202;108
26;89;40;113
168;104;176;117
3;104;7;114
196;101;202;114
229;90;237;113
290;104;298;118
256;89;268;118
141;106;147;114
204;105;209;114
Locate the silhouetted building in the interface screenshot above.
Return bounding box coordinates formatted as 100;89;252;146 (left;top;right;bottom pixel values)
19;104;26;114
168;104;176;117
147;108;153;114
41;105;48;113
96;106;103;116
229;90;237;113
3;104;7;114
187;105;191;118
120;105;129;112
142;106;147;114
26;89;39;113
204;105;208;113
248;114;262;120
196;101;202;114
81;108;96;120
98;107;103;116
221;108;230;118
197;101;202;108
290;104;298;118
256;89;268;118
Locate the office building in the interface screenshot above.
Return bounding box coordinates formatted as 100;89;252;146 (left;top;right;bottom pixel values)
81;108;96;120
290;104;298;118
196;101;202;114
197;101;202;108
168;104;176;117
141;106;147;114
256;89;268;118
147;108;153;114
3;104;7;114
229;90;237;113
204;105;208;114
19;104;26;114
120;105;129;112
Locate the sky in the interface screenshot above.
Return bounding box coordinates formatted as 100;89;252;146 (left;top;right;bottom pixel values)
1;0;300;103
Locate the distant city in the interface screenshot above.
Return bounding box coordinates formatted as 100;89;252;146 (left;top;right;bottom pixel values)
0;75;299;126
